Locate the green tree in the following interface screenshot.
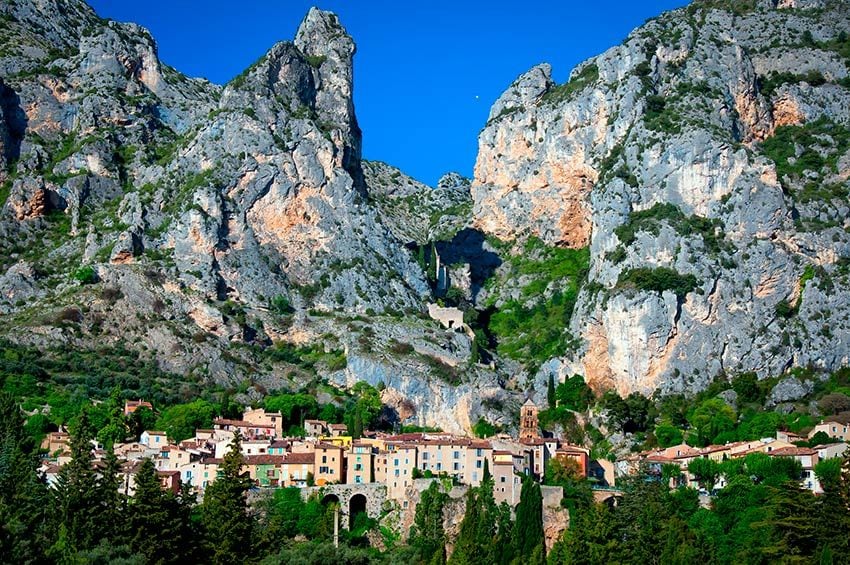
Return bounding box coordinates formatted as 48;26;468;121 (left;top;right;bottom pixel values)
99;447;127;542
687;458;720;491
128;458;189;563
655;422;684;448
755;484;818;562
51;410;103;554
201;432;254;564
689;398;736;446
258;487;306;547
409;482;448;564
548;502;617;564
512;474;545;563
156;399;217;442
0;392;52;562
126;406;157;440
555;375;593;412
813;458;850;559
547;374;556;410
544;457;592;514
731;372;761;404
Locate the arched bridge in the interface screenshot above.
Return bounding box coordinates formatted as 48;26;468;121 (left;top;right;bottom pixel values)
303;483;387;528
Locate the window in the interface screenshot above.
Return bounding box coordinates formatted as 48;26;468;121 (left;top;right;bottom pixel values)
473;472;478;482
476;460;482;469
266;469;275;477
319;466;329;473
355;476;362;483
394;469;400;477
394;459;399;466
422;452;429;460
322;456;327;463
403;501;408;508
453;463;460;471
453;451;460;459
476;448;482;457
500;477;506;483
436;463;442;471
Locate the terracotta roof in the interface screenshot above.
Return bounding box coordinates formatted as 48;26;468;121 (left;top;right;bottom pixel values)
284;453;315;465
305;419;326;425
316;442;344;450
770;447;817;457
244;454;286;465
383;433;425;441
214;418;274;428
520;438;555;446
328;424;348;429
700;444;732;454
157;470;180;477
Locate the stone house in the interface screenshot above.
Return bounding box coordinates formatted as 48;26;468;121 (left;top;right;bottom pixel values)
304;419;327;438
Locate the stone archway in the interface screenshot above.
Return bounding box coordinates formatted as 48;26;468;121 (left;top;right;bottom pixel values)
349;493;367;529
321;493;340;506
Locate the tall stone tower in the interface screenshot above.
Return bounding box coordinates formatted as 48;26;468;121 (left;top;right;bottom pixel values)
519;398;540;440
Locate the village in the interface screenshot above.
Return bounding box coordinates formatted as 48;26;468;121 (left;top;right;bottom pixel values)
36;396;850;517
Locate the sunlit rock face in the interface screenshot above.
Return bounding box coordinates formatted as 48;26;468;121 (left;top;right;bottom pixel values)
473;0;850;395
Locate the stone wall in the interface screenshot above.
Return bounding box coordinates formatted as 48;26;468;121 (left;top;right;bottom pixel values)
302;483;387;520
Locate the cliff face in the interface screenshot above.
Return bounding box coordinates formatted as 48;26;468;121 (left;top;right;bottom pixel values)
472;0;850;396
0;0;515;432
4;0;850;427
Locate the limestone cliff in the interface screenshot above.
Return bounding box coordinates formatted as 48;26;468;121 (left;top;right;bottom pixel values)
472;0;850;396
0;0;510;432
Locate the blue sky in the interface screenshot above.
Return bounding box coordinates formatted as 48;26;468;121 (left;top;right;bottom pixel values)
88;1;688;185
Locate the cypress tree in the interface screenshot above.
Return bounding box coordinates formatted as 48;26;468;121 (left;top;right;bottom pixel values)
129;458;187;564
99;447;127;544
449;487;482;565
512;474;545;563
0;392;52;563
52;410;103;554
547;374;556;410
202;431;254;564
410;481;448;564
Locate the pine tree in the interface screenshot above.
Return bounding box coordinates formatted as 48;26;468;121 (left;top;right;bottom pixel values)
99;447;127;544
202;431;254;564
547;374;556;410
129;458;188;564
512;474;545;563
0;392;52;563
51;409;103;554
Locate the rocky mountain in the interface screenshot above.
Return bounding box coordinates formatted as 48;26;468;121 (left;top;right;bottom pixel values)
0;0;513;433
472;0;850;398
2;0;850;432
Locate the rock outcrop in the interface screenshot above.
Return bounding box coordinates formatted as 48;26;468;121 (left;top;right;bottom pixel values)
472;0;850;396
0;0;505;432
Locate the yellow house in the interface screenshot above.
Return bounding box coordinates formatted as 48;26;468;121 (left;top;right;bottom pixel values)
319;435;353;449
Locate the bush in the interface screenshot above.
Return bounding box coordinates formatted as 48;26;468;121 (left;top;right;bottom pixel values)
73;266;98;284
472;417;498;438
541;63;599;105
819;393;850;416
615;203;726;253
616;267;699;298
